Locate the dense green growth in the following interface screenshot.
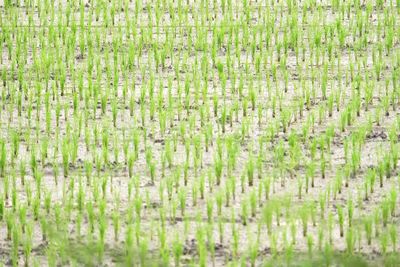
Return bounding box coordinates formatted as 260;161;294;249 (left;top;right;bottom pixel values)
0;0;399;266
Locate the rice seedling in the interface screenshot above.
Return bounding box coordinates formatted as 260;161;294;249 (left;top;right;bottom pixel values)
346;227;355;255
299;204;309;237
338;205;345;237
380;231;389;256
172;233;183;267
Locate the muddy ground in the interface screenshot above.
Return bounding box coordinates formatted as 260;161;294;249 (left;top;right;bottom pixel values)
0;1;400;266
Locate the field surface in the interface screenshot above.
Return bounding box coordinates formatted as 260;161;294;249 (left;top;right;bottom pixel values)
0;0;400;266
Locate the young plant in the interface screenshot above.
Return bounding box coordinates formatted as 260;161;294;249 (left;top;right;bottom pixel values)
241;199;249;226
346;227;355;255
364;216;373;246
178;188;186;217
214;155;223;186
248;239;258;267
338;205;344;237
307;234;314;259
347;198;354;228
380;231;389;255
247;156;255;187
172;234;183;267
389;224;397;252
382;199;390;228
61;139;69;177
299;204;309;237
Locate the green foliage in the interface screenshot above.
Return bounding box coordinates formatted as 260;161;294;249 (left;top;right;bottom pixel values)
0;1;398;266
